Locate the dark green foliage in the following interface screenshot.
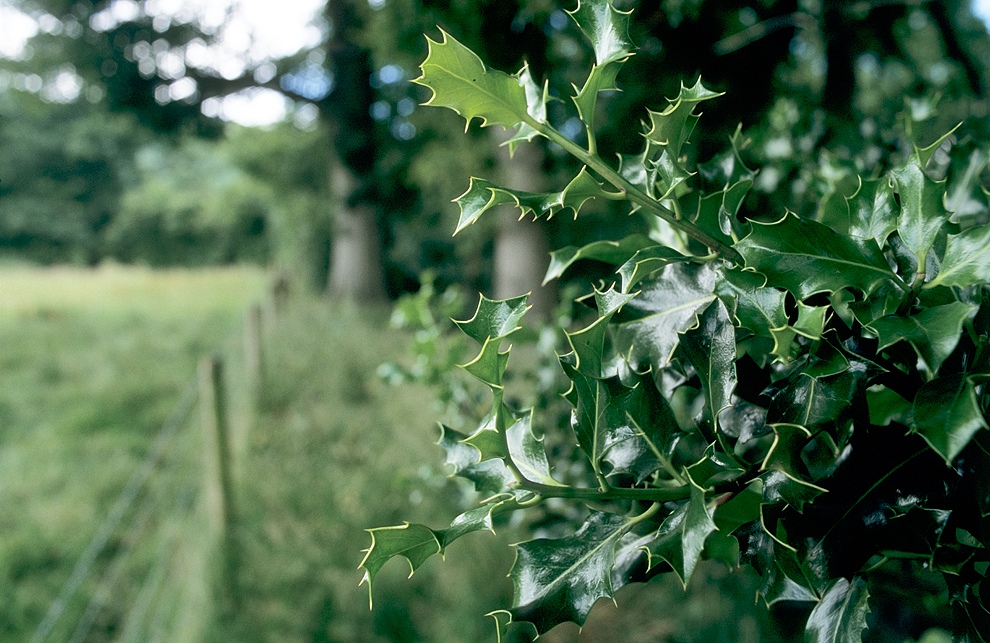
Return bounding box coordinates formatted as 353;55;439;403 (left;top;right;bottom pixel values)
364;1;990;640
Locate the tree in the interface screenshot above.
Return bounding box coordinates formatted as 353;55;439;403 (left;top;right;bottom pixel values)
0;84;145;263
12;0;415;298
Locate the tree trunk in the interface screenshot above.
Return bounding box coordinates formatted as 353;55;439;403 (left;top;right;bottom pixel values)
492;130;556;319
326;158;386;302
321;0;386;303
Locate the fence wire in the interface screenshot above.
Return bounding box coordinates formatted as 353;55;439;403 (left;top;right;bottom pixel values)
29;302;264;643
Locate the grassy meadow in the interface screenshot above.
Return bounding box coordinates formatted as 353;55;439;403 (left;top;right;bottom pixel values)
1;264;799;643
0;264;519;642
0;264;268;640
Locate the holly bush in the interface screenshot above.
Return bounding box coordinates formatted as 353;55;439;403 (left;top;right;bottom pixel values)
361;1;990;640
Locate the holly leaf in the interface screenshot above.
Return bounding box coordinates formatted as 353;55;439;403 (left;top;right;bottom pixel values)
573;60;624;146
891;161;950;269
602;372;681;482
868;301;975;376
715;267;788;339
437;424;514;494
459;336;511;387
928;223;990;289
563;368;647;475
645;477;718;587
912;374;989;462
644;79;722;158
359;524;441;606
565;286;637;377
545;234;655;284
453;168;617;233
416;30;531;130
692;179;752;245
805;577;871;643
567;0;634;67
679;299;737;434
617;245;692;293
508;511;632;633
504;64;549;154
506;411;561;486
771;303;829;362
361;498;517;607
614;262;718;369
735;213;899;299
846;177;898;247
767;369;864;433
454;293;530;344
761;470;827;512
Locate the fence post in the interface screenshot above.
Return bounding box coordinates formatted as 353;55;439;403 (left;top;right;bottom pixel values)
243;304;263;409
198;356;238;606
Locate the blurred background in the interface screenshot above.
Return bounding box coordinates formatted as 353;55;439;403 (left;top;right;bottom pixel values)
2;0;990;641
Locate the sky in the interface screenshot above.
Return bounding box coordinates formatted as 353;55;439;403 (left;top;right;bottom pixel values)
3;0;990;126
0;0;325;126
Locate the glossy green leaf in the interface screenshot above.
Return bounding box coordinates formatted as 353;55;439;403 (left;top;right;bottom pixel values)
416;30;530;130
459;336;511;387
439;500;514;547
563;368;650;475
735;213;899;299
506;411;561;486
504;64;549;154
715;267;788;338
692;179;752;245
706;485;762;566
680;299;737;433
453;168;617;233
567;0;634;66
617;246;691;293
644;79;722;157
602;373;681;481
509;511;631;633
614;262;718;369
573;60;622;147
767;369;863;433
891;161;949;268
847;281;903;327
359;523;442;606
928;223;990;289
566;286;637;377
868;301;975;376
545;234;655;284
913;123;962;168
770;302;829;362
646;477;718;587
866;387;913;427
805;577;871;643
761;470;827;511
651;148;694;199
437;424;515;493
846;177;898;247
454;293;530;344
912;374;989;462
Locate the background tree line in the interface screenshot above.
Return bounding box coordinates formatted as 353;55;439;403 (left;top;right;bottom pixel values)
2;0;990;304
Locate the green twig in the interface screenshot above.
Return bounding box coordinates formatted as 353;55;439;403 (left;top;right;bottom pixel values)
526;117;746;265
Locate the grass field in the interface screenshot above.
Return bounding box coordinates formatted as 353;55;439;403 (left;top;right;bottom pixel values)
0;265;518;643
0;264;268;641
0;264;817;643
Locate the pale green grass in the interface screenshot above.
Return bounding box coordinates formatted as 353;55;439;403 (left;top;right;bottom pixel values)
0;264;267;642
0;262;266;318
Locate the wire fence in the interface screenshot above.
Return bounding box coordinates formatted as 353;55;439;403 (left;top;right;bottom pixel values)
28;298;272;643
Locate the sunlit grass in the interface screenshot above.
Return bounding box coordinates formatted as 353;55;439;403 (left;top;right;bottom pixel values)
0;262;267;319
0;264;267;641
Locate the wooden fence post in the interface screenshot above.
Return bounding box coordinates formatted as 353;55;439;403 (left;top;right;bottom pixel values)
243;304;263;409
198;356;238;605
